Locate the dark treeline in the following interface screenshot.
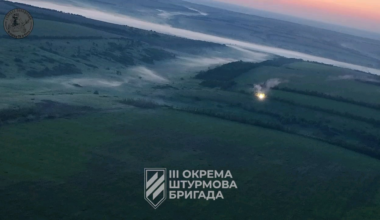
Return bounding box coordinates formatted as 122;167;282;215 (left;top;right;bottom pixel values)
118;99;161;109
196;61;257;81
192;92;380;148
271;97;380;127
102;43;175;66
200;80;237;90
141;48;176;64
196;57;301;82
238;90;380;127
0;101;96;125
355;79;380;87
118;98;380;161
26;63;82;78
235;101;380;150
196;58;301;89
0;35;127;40
0;108;36;124
171;106;380;161
22;36;106;40
273;87;380;111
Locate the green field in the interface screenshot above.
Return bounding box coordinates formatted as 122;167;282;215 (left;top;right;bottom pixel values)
1;108;380;219
2;56;380;219
1;1;380;219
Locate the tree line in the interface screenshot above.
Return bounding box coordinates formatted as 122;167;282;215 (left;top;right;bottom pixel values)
273;87;380;111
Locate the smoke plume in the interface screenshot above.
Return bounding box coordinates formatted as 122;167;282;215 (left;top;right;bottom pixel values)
253;78;284;94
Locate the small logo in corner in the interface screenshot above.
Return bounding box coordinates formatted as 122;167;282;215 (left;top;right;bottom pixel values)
4;8;34;39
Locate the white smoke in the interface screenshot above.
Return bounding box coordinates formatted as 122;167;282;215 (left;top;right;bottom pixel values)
186;7;208;16
132;66;169;83
253;78;284;94
157;7;207;20
328;75;355;81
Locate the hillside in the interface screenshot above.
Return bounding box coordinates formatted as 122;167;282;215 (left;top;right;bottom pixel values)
0;0;224;79
1;1;380;219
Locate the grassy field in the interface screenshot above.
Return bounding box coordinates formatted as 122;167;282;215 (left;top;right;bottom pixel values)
1;55;380;219
1;1;380;219
0;108;380;219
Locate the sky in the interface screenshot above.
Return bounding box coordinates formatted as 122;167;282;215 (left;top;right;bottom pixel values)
216;0;380;33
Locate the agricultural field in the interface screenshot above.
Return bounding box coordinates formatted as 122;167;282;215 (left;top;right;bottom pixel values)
1;0;380;219
1;56;380;219
1;108;380;220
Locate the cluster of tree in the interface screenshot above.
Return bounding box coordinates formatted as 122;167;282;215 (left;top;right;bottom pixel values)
138;34;222;52
30;56;58;65
83;63;98;69
0;107;36;124
196;61;257;81
77;23;220;52
171;106;380;160
196;57;301;89
118;99;160;109
196;57;301;82
355;79;380;87
260;57;301;67
109;52;134;66
140;48;176;64
39;46;59;55
237;101;380;147
273;87;380;111
114;95;380;160
26;63;82;78
107;41;138;52
152;85;179;90
200;80;237;90
195;61;256;89
26;36;105;40
272;97;380;127
237;89;380;127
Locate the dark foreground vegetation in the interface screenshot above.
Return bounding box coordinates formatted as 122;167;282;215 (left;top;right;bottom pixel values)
118;99;161;109
26;64;83;78
190;59;380;161
0;100;95;125
118;96;380;161
174;106;380;160
196;58;301;89
273;87;380;111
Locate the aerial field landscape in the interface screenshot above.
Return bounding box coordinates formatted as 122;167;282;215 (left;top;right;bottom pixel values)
0;0;380;219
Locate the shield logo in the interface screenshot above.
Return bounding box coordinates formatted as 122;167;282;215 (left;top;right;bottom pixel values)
144;168;167;209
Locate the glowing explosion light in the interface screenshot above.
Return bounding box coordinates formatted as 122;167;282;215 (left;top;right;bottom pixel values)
256;93;266;100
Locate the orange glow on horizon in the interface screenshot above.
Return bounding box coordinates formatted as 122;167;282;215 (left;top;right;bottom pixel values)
217;0;380;31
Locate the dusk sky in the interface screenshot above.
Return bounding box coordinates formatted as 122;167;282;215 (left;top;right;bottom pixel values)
216;0;380;32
